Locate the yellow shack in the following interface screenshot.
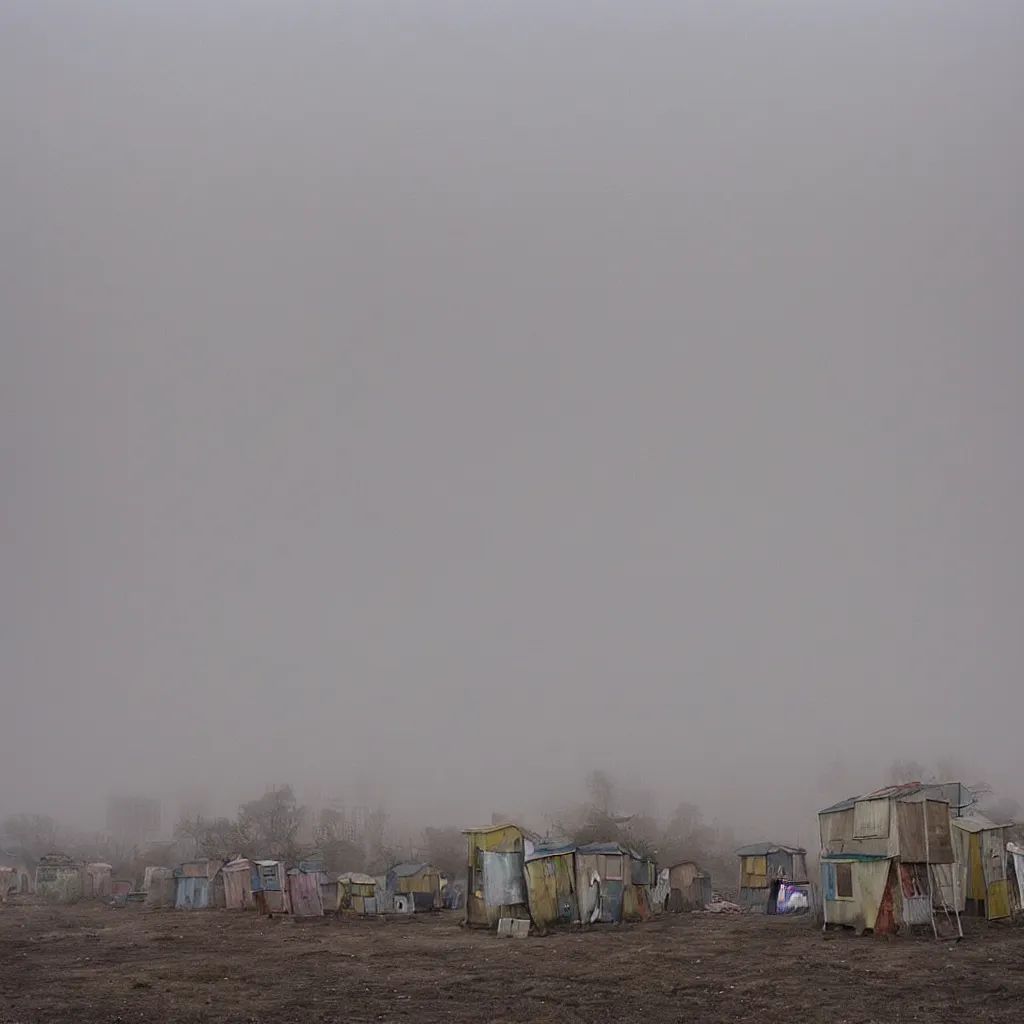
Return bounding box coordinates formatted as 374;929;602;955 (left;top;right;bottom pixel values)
385;863;441;911
951;815;1010;920
462;823;530;928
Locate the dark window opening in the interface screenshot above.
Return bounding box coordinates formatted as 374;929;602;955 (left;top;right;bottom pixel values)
835;863;853;898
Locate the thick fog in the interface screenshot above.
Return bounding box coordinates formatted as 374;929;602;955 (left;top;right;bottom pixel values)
2;1;1022;846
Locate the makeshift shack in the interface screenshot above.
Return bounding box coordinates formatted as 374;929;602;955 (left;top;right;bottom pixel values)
339;872;378;915
386;863;441;911
736;843;809;913
222;858;254;910
818;782;960;935
174;860;219;910
35;854;82;902
288;866;324;917
83;863;113;900
576;842;631;924
251;860;290;914
143;866;175;908
665;861;713;912
462;823;530;928
523;839;577;929
951;815;1010;920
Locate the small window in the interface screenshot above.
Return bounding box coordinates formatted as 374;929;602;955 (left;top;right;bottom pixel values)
835;862;853;899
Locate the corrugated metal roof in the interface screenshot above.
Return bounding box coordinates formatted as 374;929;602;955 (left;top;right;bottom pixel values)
820;783;928;815
818;795;858;814
819;781;962;816
735;842;805;857
524;840;576;862
951;814;1005;834
577;842;628;855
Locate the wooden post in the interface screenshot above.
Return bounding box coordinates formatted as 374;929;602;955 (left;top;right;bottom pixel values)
923;801;938;939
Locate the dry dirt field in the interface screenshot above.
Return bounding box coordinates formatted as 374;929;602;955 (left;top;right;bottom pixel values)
1;899;1022;1023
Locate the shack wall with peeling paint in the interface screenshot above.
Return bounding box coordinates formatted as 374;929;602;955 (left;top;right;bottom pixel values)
35;861;82;903
222;859;253;910
819;787;960;932
524;852;576;928
288;869;323;917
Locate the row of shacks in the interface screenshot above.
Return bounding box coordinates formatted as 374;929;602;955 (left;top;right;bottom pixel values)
817;781;1023;935
139;858;447;917
1;852;450;917
4;840;715;927
461;824;713;930
2;855;134;904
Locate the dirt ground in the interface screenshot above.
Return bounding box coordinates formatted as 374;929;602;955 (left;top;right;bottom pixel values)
0;900;1021;1023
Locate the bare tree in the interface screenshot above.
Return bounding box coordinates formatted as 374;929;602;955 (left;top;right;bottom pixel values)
313;809;363;872
238;786;304;860
585;770;616;817
174;814;251;860
422;827;464;877
362;805;396;873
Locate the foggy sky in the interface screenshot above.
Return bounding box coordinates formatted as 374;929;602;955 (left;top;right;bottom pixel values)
2;1;1023;843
